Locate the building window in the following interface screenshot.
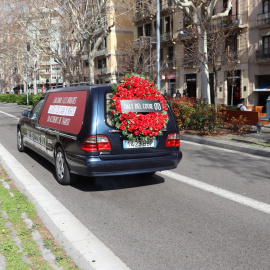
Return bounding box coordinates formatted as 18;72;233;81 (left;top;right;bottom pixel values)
168;46;174;59
263;1;270;13
263;36;270;55
98;58;106;69
165;17;171;33
138;26;143;38
145;23;151;36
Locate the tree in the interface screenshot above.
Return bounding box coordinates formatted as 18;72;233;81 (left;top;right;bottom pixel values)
57;0;133;83
174;0;233;103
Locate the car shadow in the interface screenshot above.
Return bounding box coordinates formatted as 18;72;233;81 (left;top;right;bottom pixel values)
25;149;165;192
72;174;165;192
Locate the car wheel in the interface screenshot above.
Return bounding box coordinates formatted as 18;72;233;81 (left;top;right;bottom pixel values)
55;147;77;185
17;129;27;152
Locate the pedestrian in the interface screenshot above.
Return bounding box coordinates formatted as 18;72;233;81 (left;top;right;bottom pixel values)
236;98;252;111
183;90;188;97
176;90;181;98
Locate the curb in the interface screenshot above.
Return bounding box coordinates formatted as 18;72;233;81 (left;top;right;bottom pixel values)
180;133;270;158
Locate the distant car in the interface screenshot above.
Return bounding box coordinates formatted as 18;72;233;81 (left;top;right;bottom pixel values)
17;85;182;185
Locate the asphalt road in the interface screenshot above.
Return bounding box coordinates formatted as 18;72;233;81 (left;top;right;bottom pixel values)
0;102;270;270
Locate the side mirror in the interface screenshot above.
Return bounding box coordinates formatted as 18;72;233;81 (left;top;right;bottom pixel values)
22;110;31;117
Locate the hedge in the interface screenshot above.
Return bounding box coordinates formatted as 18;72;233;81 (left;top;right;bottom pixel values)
0;94;42;106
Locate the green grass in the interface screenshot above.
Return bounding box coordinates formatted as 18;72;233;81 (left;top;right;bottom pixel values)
0;167;79;269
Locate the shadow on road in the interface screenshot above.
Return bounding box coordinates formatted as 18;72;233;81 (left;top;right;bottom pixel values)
73;174;165;192
26;149;165;192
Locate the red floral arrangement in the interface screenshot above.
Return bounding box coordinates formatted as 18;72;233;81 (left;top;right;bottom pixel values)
109;74;169;141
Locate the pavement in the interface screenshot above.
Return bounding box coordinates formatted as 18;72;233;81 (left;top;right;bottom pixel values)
180;121;270;158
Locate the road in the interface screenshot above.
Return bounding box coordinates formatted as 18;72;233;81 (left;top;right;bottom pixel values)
0;102;270;270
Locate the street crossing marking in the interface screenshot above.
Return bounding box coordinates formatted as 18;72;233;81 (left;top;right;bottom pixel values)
159;170;270;215
0;110;19;120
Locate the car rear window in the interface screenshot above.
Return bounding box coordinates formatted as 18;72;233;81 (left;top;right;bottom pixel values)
39;90;87;134
105;91;115;127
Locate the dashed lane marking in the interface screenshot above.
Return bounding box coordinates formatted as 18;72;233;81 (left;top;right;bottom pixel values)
0;110;19;120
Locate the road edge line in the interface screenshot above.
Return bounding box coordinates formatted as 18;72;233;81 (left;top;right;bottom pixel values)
0;143;131;270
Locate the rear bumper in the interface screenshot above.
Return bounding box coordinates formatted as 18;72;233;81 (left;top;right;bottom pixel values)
66;151;182;177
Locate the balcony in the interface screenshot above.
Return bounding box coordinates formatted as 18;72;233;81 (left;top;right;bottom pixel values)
208;15;245;30
94;67;108;76
133;0;175;22
257;12;270;28
160;0;175;11
133;8;154;22
182;57;198;68
256;50;270;63
178;27;198;39
161;58;176;69
95;48;108;57
161;32;174;42
39;70;51;75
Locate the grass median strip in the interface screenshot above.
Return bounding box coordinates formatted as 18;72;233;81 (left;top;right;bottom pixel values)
0;165;80;270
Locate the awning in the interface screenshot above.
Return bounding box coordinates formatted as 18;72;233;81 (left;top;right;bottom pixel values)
253;84;270;91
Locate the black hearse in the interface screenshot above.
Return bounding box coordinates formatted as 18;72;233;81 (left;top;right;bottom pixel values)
17;85;182;185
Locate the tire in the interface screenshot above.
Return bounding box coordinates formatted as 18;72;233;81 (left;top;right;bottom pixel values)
55;147;77;185
17;129;27;152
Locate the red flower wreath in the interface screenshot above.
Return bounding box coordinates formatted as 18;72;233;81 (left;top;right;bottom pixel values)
109;75;169;141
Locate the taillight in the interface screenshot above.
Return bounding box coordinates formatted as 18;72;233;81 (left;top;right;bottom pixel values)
165;133;180;147
81;135;111;151
96;135;111;151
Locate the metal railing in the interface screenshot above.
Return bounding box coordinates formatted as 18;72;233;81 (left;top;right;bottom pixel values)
95;48;108;57
182;57;198;68
178;27;198;39
161;58;176;68
256;49;270;62
94;67;108;75
257;12;270;27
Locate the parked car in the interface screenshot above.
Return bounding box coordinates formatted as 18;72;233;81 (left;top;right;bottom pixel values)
17;85;182;185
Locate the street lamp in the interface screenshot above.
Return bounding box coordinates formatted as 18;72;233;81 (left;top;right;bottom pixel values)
156;0;161;91
24;20;29;105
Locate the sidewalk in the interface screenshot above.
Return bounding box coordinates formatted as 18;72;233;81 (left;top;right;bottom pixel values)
180;123;270;157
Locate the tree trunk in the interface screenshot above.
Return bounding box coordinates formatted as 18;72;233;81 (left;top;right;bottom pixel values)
86;41;95;83
34;77;37;94
62;68;69;86
198;27;210;103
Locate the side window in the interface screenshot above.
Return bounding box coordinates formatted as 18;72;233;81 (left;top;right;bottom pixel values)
105;92;115;127
30;99;44;119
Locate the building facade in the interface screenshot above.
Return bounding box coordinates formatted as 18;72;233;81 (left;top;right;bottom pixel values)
249;0;270;112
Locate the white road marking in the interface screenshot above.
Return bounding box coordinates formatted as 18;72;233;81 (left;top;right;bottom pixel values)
159;170;270;215
0;143;130;270
0;110;19;120
181;140;270;160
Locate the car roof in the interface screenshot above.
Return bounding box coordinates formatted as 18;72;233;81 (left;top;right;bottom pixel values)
46;84;114;93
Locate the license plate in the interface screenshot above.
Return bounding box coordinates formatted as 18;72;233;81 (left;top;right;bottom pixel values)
123;140;156;149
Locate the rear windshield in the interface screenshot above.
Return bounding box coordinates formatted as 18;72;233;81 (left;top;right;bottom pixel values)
105;91;115;127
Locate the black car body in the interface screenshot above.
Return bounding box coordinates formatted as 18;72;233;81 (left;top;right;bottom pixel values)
17;85;182;185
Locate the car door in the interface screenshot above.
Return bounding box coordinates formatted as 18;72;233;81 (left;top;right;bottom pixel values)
25;98;45;151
